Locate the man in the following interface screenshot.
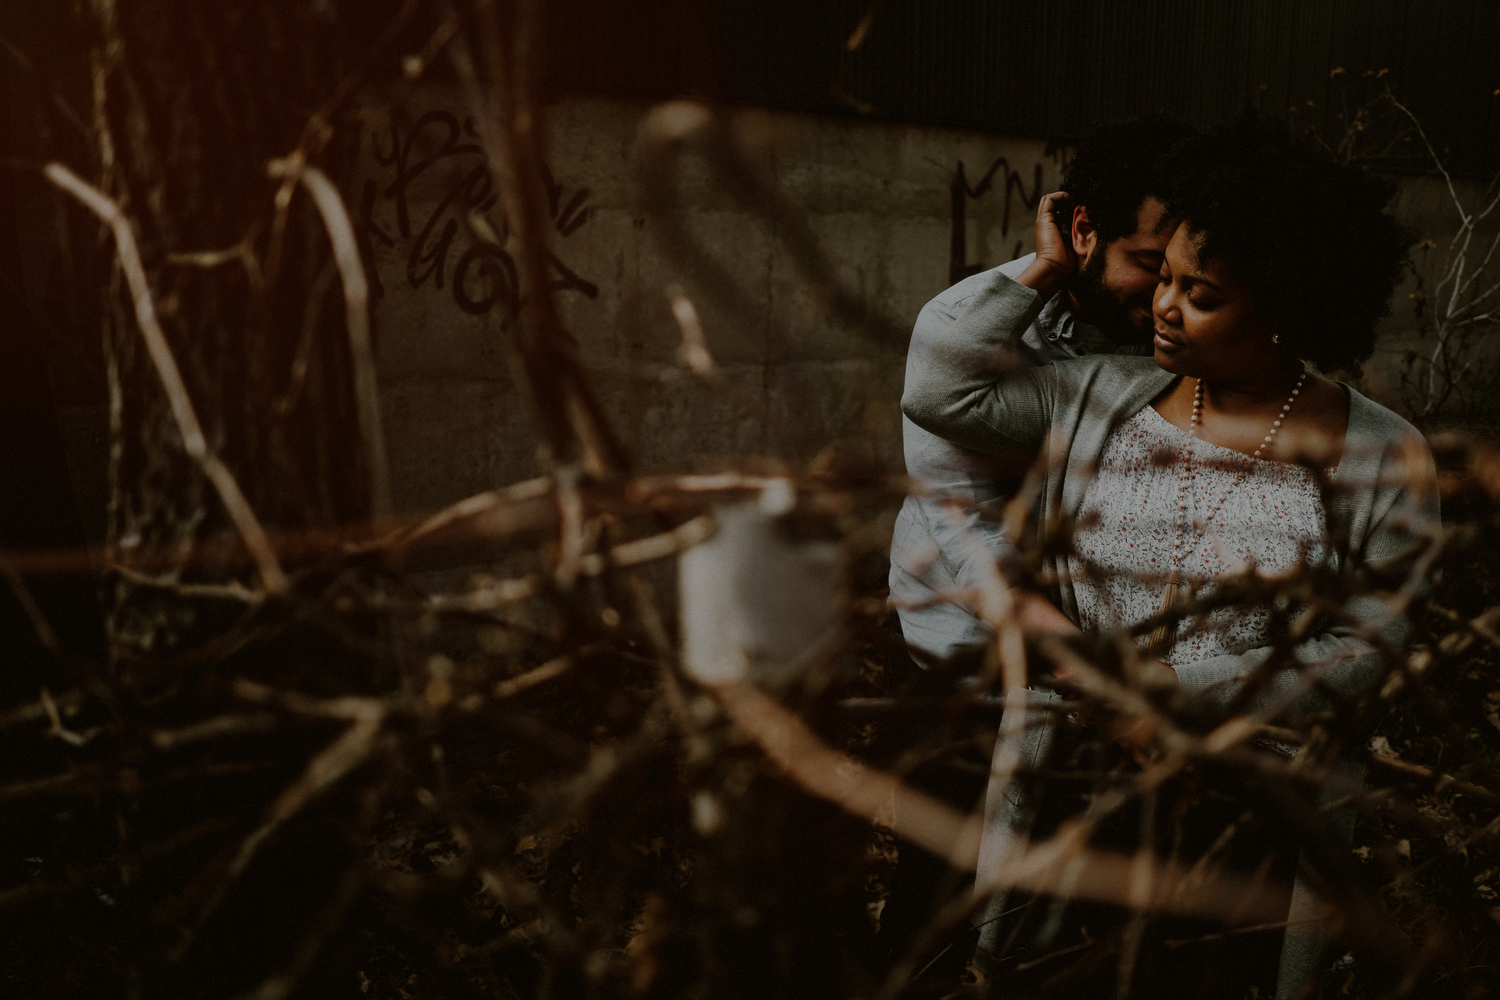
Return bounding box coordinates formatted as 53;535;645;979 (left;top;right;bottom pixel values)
889;113;1196;669
882;114;1195;977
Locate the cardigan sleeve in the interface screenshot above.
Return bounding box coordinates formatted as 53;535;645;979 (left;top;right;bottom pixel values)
900;268;1056;456
1173;425;1440;722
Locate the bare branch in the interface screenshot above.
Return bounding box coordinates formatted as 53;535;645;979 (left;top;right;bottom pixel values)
44;162;288;594
267;159;392;521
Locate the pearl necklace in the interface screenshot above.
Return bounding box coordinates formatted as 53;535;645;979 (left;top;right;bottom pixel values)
1145;370;1308;657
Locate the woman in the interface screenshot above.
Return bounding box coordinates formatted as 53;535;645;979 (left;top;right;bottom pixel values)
903;113;1438;996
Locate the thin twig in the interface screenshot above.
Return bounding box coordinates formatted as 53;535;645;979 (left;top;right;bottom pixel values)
176;698;384;957
0;552;64;660
1365;751;1500;802
44;162;288;594
492;657;572;699
267;160;392;521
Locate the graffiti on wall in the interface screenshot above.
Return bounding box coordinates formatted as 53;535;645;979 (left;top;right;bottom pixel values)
947;157;1044;286
362;109;599;317
947;140;1074;286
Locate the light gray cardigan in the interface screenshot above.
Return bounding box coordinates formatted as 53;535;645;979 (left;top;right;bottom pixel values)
902;269;1440;718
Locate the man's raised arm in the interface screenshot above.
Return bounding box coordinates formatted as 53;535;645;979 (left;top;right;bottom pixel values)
901;192;1076;456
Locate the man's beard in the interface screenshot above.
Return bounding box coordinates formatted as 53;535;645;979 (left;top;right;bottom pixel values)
1069;250;1153;346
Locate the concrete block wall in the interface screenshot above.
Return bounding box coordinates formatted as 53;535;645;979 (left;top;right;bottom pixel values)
48;88;1492;544
359;89;1067;514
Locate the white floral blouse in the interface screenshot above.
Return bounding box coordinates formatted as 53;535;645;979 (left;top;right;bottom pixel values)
1070;406;1329;668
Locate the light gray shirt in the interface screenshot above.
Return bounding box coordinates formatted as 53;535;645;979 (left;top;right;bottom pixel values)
890;255;1133;663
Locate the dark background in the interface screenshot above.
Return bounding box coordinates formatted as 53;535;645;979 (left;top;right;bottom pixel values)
545;0;1500;175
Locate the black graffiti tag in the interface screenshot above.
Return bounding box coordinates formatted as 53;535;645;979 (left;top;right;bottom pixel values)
367;109;598;318
452;243;519;316
948;157;1044;286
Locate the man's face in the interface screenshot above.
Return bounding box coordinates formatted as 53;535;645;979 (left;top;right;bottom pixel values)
1069;195;1172;343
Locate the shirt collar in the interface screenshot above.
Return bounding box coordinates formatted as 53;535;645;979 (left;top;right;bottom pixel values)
1036;287;1117;357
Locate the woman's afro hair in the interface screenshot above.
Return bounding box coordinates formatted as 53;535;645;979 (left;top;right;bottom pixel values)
1165;110;1413;372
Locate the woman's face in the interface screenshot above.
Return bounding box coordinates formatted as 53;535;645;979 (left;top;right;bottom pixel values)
1151;225;1284;384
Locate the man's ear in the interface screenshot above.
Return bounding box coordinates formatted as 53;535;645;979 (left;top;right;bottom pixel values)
1071;205;1097;259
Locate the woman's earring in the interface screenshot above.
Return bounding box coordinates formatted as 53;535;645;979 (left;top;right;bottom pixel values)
1271;333;1281;345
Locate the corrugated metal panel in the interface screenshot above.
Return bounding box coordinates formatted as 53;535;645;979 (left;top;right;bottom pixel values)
543;0;1500;174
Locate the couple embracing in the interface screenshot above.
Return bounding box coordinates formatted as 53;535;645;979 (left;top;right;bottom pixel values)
893;112;1437;997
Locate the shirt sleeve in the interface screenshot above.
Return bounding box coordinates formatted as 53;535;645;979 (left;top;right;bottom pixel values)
901;268;1055;456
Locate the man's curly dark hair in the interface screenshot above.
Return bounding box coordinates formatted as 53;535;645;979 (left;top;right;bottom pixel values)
1165;110;1413;372
1062;112;1198;243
